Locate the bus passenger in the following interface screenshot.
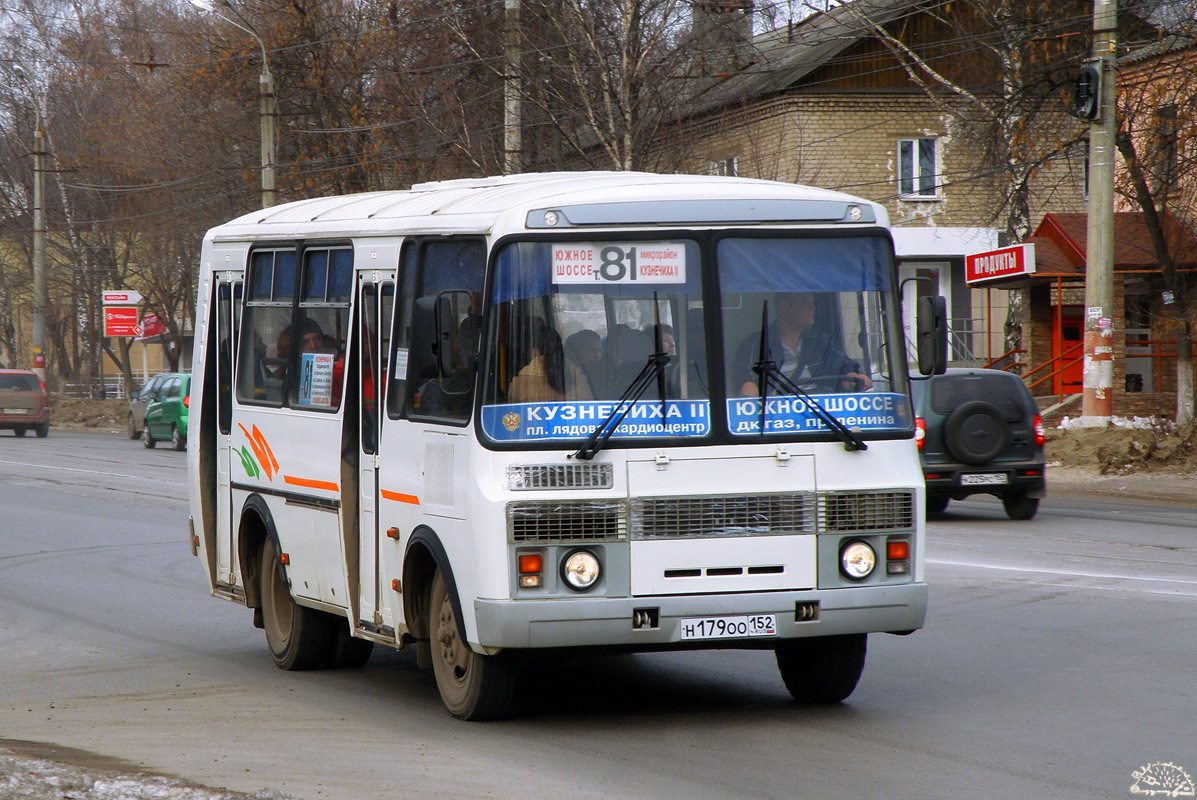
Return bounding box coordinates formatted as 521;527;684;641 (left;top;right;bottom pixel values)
644;323;676;356
734;292;872;395
564;329;602;400
508;319;564;403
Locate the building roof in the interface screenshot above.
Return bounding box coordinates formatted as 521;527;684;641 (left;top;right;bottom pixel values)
688;0;921;116
1017;211;1197;284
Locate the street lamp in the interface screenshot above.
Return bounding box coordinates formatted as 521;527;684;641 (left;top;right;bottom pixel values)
188;0;278;208
12;65;47;382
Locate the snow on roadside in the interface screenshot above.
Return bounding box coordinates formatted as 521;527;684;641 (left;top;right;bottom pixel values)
0;756;295;800
1057;415;1171;431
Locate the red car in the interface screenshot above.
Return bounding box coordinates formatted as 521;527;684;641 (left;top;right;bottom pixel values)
0;369;50;437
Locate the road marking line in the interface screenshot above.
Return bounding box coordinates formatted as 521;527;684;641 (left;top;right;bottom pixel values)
928;557;1197;586
0;458;146;481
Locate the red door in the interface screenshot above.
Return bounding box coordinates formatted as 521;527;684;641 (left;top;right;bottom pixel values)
1052;305;1084;395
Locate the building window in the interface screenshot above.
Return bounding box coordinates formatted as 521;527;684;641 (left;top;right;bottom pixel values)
1154;105;1178;194
897;137;938;198
708;155;738;177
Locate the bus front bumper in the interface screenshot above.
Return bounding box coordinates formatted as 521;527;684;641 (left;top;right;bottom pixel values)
473;583;927;650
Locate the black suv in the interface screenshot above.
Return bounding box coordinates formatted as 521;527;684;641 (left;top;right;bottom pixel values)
911;368;1046;520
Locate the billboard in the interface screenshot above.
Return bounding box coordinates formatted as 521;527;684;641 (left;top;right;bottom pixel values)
103;306;140;337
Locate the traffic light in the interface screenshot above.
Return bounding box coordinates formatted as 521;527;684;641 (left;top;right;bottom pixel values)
1073;61;1102;120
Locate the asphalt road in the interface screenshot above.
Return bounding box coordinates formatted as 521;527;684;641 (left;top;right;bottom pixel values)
1;430;1194;799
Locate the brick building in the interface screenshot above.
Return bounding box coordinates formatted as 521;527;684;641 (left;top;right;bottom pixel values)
661;0;1157;381
1009;212;1197;418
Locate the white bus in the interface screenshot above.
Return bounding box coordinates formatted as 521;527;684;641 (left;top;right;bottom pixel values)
187;172;943;720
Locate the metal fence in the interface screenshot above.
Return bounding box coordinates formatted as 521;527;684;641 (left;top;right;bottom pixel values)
62;376;132;400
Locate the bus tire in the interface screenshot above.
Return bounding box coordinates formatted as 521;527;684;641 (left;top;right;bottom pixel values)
260;538;334;670
429;567;516;720
328;623;374;669
775;633;867;705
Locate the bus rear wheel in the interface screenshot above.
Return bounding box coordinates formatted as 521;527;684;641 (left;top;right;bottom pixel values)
260;538;333;670
775;634;867;704
429;568;516;720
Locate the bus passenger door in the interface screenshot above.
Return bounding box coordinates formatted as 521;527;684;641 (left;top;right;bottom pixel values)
214;277;241;586
355;277;393;627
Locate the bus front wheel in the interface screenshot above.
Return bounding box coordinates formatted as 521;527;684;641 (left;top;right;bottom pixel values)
429;568;516;720
775;633;867;704
260;538;333;670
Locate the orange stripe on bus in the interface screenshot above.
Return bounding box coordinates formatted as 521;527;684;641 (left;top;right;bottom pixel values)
380;489;420;505
283;475;339;492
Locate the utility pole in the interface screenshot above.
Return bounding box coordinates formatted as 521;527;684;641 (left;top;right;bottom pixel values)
13;65;47;382
188;0;277;208
260;62;277;207
1081;0;1117;426
503;0;522;175
31;106;46;382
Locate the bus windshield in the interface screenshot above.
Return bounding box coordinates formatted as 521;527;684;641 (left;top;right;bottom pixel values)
479;234;909;446
717;236;908;437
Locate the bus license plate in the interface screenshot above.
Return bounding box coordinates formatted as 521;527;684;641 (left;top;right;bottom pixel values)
960;473;1008;485
679;615;777;641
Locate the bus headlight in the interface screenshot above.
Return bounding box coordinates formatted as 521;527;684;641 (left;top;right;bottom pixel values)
840;540;876;580
561;549;601;591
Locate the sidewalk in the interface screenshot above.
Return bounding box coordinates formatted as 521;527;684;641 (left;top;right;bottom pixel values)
1047;464;1197;507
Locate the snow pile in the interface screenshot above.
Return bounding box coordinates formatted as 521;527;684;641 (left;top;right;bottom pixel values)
1057;415;1172;432
0;756;294;800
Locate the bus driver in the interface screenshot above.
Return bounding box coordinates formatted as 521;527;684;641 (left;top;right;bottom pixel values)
734;291;872;396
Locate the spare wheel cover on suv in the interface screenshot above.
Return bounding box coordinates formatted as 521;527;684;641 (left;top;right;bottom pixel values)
943;400;1009;465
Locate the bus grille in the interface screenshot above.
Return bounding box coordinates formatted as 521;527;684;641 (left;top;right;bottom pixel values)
818;490;915;532
507;463;613;490
507;500;627;543
630;493;815;539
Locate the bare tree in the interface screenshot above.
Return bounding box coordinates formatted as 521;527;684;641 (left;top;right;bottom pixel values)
1116;29;1197;424
839;0;1151;356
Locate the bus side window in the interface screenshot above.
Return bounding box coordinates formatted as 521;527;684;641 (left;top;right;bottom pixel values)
407;240;485;422
387;243;418;419
292;247;353;410
237;249;296;406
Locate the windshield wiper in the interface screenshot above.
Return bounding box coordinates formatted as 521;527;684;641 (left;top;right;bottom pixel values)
751;300;867;452
571;351;671;461
572;292;672;461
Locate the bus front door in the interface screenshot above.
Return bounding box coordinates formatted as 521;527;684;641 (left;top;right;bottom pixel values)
355;278;393;628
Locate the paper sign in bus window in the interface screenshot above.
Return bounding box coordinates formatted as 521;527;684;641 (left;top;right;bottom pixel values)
552;243;686;284
297;351;336;407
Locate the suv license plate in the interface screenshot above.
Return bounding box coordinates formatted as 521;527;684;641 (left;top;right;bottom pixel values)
3;408;27;415
679;615;777;641
960;473;1009;485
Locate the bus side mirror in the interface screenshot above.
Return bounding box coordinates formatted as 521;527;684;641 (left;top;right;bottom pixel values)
917;295;948;375
434;294;456;378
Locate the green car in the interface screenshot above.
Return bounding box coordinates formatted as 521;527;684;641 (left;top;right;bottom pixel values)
142;373;190;451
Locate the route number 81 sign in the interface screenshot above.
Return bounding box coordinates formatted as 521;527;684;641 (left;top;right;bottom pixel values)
552;243;687;284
